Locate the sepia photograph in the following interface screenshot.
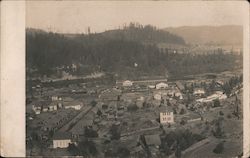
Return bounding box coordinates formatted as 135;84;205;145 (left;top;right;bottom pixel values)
23;1;248;157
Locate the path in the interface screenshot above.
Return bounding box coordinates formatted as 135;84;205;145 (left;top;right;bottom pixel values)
58;106;94;132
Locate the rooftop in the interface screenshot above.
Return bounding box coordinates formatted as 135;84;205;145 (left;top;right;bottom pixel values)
53;132;71;140
32;100;51;107
144;134;161;146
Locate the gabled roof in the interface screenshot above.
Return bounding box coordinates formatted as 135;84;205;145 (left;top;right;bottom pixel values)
144;134;161;146
160;105;174;112
53;132;71;140
32;100;51;107
63;97;75;102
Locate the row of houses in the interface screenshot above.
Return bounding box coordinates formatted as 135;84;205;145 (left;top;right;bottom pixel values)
121;80;169;89
153;89;183;101
32;96;83;114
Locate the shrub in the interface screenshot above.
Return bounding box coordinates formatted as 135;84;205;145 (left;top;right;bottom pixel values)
180;119;186;125
97;109;102;116
117;147;130;158
127;104;138;112
179;108;185;115
110;124;121;140
213;142;224;154
213;99;221;107
91;100;97;107
102;104;108;110
84;127;98;138
219;111;224;116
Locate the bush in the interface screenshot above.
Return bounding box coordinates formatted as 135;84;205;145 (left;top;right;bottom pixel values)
84;127;98;138
213;99;221;107
68;140;98;156
68;143;79;156
79;140;98;156
213;142;224;154
127;104;138;112
97;109;102;116
219;111;224;116
212;119;224;138
227;114;232;119
175;145;182;158
91;100;97;107
110;124;121;140
102;104;108;110
117;147;130;158
179;108;186;115
180;119;186;125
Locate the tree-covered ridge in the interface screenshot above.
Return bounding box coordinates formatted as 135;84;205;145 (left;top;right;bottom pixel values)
26;25;242;79
101;23;186;45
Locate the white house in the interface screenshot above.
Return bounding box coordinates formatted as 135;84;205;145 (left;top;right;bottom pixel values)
160;110;174;124
193;88;205;96
32;101;51;114
64;101;83;110
156;82;168;89
53;132;72;148
48;103;58;111
148;85;156;89
154;93;162;100
51;96;62;101
123;80;133;87
175;92;183;100
33;107;41;114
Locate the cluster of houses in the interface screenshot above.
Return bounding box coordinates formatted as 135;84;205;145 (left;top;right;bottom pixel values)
32;96;83;114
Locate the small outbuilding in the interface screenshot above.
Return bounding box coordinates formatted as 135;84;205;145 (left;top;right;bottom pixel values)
156;82;168;89
123;80;133;87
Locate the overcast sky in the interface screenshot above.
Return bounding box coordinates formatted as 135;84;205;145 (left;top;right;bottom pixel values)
26;1;246;33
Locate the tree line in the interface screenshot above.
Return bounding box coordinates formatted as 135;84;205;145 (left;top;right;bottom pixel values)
26;25;242;79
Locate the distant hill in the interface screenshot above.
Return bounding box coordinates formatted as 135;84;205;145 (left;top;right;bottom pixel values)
61;23;186;45
26;24;241;79
100;23;185;45
163;25;243;46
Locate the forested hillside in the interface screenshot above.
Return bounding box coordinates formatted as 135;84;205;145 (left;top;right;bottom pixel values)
101;23;185;45
26;24;241;79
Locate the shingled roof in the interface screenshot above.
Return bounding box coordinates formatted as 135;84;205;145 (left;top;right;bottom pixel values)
53;132;71;140
144;134;161;146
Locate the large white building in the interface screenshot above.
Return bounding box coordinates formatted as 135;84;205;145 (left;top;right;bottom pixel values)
160;110;174;124
63;97;83;110
64;101;83;110
53;132;72;148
